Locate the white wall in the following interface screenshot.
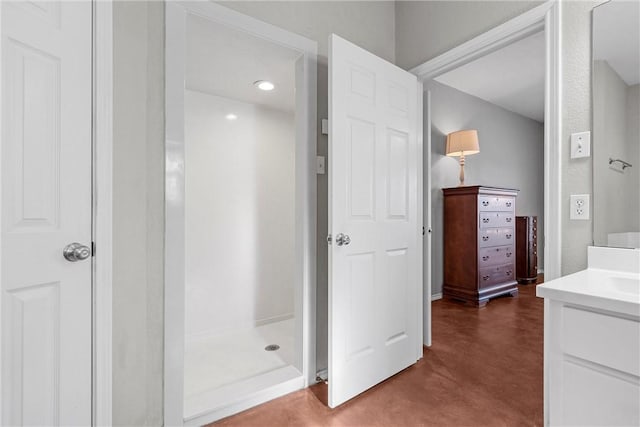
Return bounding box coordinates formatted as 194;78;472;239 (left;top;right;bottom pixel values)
427;81;544;295
593;61;640;245
112;1;164;425
184;90;295;339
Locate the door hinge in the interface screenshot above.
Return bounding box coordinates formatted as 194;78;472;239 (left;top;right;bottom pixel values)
327;234;332;245
91;241;96;257
422;226;425;236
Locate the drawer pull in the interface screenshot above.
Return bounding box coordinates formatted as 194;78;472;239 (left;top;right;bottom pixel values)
482;218;490;224
482;275;490;281
506;217;512;223
482;200;489;207
506;234;512;239
506;252;512;257
506;201;512;207
482;255;489;261
482;236;489;241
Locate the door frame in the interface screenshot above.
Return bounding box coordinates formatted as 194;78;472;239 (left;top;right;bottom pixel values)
93;0;114;425
164;2;317;425
409;0;562;282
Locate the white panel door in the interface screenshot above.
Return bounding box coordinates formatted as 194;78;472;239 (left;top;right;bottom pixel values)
328;34;422;407
1;2;92;425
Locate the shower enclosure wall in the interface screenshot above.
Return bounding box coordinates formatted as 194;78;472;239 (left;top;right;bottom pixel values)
165;3;317;425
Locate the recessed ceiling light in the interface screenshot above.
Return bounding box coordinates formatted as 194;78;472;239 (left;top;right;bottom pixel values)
225;113;238;120
254;80;275;91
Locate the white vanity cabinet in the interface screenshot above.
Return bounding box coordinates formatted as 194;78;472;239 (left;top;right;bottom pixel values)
543;299;639;426
537;247;640;426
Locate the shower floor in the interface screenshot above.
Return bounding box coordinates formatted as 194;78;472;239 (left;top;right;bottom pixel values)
184;318;296;419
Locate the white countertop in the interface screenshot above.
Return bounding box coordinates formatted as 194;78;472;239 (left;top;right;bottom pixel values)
536;268;640;317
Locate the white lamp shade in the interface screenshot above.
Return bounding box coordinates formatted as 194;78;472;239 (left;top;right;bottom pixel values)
446;129;480;157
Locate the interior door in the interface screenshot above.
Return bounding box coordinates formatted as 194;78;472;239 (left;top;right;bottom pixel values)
328;34;422;408
1;2;92;425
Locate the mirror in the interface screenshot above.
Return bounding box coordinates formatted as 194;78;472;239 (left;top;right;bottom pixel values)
592;0;640;248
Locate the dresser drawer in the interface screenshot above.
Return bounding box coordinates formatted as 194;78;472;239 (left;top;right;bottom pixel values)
479;245;515;267
479;263;515;288
479;227;514;248
479;196;515;212
480;212;515;229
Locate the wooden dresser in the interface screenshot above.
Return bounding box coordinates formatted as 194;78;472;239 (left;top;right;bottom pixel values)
443;186;519;307
516;216;538;284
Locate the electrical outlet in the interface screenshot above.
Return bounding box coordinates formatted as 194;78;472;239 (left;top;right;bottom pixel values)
570;194;590;220
571;131;591;159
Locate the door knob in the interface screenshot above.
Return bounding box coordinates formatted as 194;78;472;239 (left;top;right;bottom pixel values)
335;233;351;246
63;242;91;262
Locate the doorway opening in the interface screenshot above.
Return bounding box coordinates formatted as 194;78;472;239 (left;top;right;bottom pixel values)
428;29;547;299
164;3;317;425
411;1;561;303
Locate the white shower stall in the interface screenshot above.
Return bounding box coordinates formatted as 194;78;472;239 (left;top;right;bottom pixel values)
164;3;317;425
183;90;297;411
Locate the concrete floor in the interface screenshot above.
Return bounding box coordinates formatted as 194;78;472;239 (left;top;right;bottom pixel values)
212;280;544;426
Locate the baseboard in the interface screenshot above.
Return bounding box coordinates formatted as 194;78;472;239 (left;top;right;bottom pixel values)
431;293;443;301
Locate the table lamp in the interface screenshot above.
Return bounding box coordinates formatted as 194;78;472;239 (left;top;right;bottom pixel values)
446;130;480;186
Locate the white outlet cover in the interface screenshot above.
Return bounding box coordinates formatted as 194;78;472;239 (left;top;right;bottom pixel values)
570;131;591;159
570;194;590;220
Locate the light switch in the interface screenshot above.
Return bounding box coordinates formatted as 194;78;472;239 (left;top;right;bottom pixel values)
317;156;325;174
571;131;590;159
321;119;329;135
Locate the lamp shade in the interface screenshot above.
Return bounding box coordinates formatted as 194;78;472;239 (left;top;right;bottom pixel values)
446;130;480;157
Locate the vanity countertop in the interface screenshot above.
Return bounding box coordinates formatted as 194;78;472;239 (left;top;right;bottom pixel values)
536;268;640;317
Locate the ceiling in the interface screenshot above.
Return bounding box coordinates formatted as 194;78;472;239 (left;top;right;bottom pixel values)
593;0;640;86
186;14;300;112
435;31;545;123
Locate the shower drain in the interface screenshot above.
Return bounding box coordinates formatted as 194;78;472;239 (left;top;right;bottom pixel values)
264;344;280;351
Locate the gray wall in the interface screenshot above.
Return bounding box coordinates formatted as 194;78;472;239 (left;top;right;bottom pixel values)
109;1;610;423
559;0;604;274
217;0;396;374
428;81;544;296
112;2;164;425
628;85;640;228
593;61;640;245
395;1;544;70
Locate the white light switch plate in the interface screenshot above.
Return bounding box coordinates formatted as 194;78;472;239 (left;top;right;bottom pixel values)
571;131;590;158
321;119;329;135
570;194;590;220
